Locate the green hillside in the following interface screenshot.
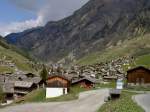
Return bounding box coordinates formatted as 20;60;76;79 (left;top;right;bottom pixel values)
0;36;35;73
135;54;150;67
77;34;150;67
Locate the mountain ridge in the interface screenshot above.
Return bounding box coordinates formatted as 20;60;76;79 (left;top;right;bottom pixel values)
5;0;150;64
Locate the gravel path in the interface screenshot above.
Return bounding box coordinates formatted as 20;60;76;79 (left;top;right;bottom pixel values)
0;89;109;112
133;94;150;112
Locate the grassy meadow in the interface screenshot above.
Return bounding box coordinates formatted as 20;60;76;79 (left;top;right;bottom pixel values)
98;91;144;112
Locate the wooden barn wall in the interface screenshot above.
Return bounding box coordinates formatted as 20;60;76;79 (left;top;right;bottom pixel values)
127;69;150;83
47;77;69;88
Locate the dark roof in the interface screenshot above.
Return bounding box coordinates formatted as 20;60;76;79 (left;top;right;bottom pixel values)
72;76;97;84
25;73;36;77
127;66;150;73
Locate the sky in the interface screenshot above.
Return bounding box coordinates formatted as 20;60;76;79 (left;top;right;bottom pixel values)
0;0;89;36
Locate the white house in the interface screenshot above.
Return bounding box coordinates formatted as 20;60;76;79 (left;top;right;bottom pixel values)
46;75;70;98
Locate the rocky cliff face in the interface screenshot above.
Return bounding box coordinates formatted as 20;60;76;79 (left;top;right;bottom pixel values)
5;0;150;63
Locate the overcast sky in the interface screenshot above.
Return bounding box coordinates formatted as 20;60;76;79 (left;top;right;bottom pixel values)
0;0;89;36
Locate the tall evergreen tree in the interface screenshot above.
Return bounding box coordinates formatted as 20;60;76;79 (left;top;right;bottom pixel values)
40;65;48;82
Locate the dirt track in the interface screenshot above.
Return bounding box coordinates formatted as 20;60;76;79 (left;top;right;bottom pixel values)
134;93;150;112
0;89;109;112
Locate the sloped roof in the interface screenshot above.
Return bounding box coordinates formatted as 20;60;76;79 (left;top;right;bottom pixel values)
48;75;71;82
25;77;42;84
3;82;14;93
14;81;34;88
72;76;97;84
127;66;150;73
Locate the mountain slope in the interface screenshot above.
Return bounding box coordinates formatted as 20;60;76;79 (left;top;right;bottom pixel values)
0;36;35;73
5;0;150;63
77;34;150;66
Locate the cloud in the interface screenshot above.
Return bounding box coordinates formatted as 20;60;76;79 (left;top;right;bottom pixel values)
9;0;39;12
0;0;89;36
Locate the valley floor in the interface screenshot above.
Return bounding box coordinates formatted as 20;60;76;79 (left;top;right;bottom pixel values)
0;89;109;112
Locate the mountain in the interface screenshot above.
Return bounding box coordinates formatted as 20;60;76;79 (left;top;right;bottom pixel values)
0;35;35;73
5;0;150;64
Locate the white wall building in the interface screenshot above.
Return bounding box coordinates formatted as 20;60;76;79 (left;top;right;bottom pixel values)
46;75;70;98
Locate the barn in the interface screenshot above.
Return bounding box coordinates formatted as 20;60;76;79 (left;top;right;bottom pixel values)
127;66;150;85
71;77;97;88
46;75;70;98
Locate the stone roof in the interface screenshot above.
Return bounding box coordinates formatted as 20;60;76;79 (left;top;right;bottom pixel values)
14;81;34;88
25;77;42;84
0;75;5;83
72;76;97;84
3;82;14;93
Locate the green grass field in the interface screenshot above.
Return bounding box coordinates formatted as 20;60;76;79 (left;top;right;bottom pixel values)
135;54;150;67
0;66;14;73
98;91;144;112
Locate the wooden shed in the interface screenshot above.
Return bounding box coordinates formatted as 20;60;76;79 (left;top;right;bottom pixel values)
46;75;70;98
71;77;97;88
127;66;150;85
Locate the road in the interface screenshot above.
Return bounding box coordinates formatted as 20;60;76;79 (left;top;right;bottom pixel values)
0;89;109;112
134;94;150;112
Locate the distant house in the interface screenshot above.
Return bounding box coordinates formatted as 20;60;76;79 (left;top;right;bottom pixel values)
46;75;70;98
25;77;44;88
127;66;150;85
14;81;37;97
103;75;118;82
71;77;97;88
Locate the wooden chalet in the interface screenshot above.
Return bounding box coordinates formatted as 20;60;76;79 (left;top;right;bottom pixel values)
71;77;97;88
127;66;150;85
46;75;70;98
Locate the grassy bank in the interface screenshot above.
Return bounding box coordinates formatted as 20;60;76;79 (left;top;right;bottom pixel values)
0;66;14;73
15;86;89;103
98;91;144;112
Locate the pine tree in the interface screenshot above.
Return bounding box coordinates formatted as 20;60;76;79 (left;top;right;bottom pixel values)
40;66;48;82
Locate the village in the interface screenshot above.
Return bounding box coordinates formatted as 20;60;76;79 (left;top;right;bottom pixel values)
0;54;149;112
